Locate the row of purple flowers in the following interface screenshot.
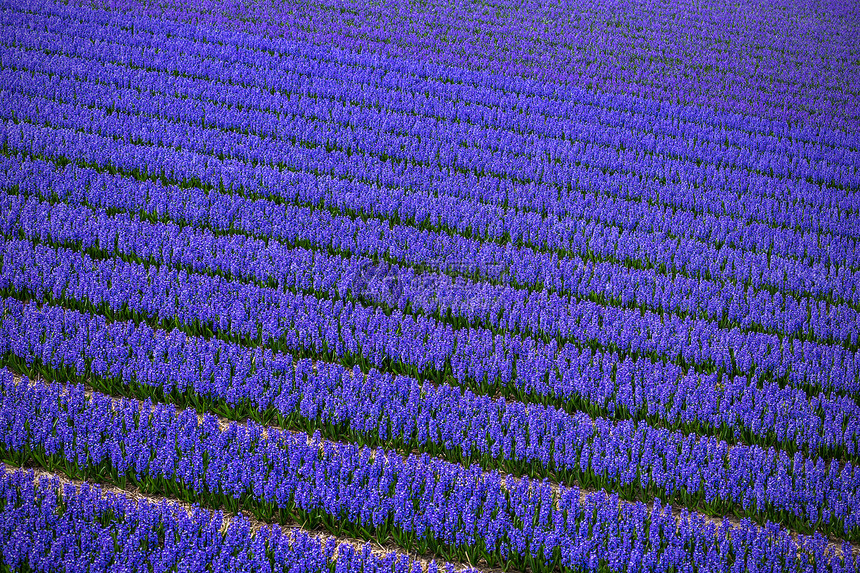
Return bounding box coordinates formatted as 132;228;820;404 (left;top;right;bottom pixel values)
3;143;858;381
5;11;858;198
4;39;857;272
1;299;858;538
1;373;857;570
0;465;475;573
30;0;860;137
5;11;858;246
3;187;859;462
4;110;859;352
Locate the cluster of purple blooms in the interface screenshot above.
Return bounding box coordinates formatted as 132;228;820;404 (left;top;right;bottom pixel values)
5;93;857;314
3;9;859;273
3;55;852;274
5;25;858;217
0;372;858;572
1;299;859;541
0;465;456;573
0;0;858;569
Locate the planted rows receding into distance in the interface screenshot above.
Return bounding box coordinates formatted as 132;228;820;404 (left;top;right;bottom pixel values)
0;0;858;571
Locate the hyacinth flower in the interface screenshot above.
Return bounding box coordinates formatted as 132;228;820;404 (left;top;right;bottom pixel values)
3;46;857;311
0;130;855;392
2;230;856;415
5;22;850;280
5;10;856;249
1;233;855;532
1;190;859;539
2;1;859;571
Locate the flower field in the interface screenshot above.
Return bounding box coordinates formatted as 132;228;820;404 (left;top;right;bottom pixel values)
0;0;858;570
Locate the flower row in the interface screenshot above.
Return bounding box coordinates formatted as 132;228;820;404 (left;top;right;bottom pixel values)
3;154;860;391
4;228;859;409
0;465;464;573
39;0;860;137
6;95;860;347
5;84;857;309
5;41;856;273
5;142;857;355
4;189;860;460
2;298;859;538
10;0;858;170
5;20;858;253
1;373;857;571
6;16;858;207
